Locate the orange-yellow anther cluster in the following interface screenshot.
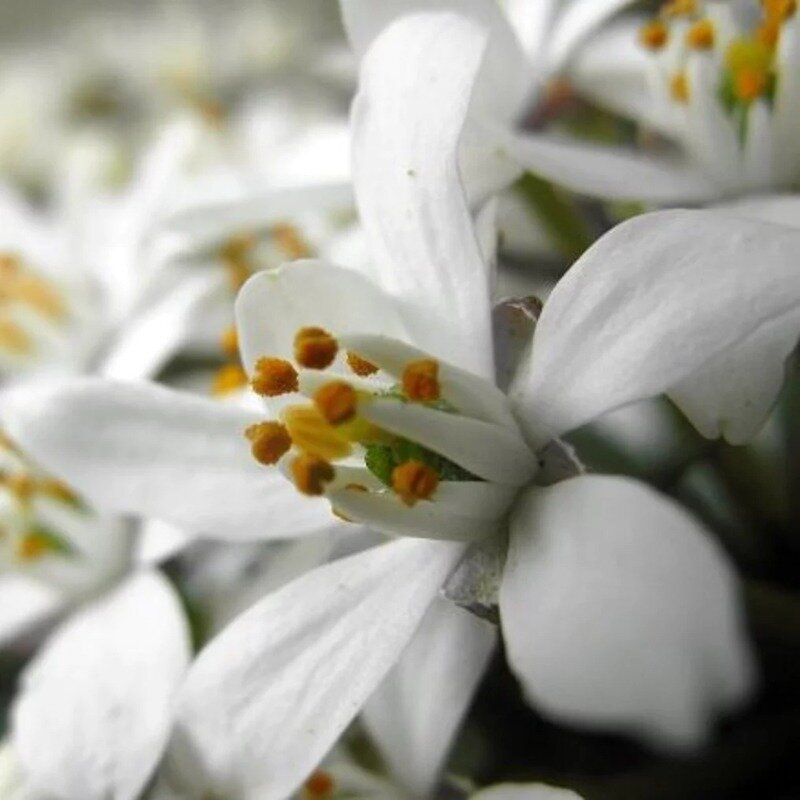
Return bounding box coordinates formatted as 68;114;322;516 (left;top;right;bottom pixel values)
291;454;335;496
392;460;439;506
302;771;336;799
246;421;293;465
271;222;313;260
686;18;715;49
15;531;50;562
294;327;338;369
670;72;690;103
402;359;440;402
639;20;669;50
313;381;358;425
251;357;299;397
220;325;239;358
212;364;249;396
346;350;378;377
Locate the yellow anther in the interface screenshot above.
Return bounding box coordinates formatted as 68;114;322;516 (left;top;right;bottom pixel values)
4;473;34;502
250;357;299;397
346;350;378;377
283;405;352;461
212;364;249;396
219;233;257;291
639;20;669;50
762;0;797;21
726;39;772;101
734;67;769;100
302;770;336;799
245;421;292;465
402;359;440;402
686;19;715;49
756;19;781;47
15;531;50;562
670;71;690;103
39;479;79;505
271;223;313;259
294;327;338;370
392;460;439;507
661;0;697;17
291;454;335;496
12;274;64;320
220;326;239;358
0;319;32;354
313;381;358;425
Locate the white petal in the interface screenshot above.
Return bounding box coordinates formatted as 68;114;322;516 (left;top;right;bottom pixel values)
351;11;498;377
364;598;495;797
713;193;800;228
494;128;718;202
341;1;527;120
236;262;408;378
361;401;537;485
1;379;337;541
512;210;800;444
500;475;755;749
165;538;463;800
99;270;226;380
0;576;64;648
13;571;191;800
471;785;583;800
547;0;639;72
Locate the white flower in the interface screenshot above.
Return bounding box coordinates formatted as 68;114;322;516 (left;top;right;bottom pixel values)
4;13;785;799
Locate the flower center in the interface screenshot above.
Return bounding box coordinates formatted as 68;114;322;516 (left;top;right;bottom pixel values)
243;328;537;541
638;1;797;128
0;253;67;359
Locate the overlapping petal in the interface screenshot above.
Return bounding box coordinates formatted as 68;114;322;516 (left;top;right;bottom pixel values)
512;210;800;445
364;598;495;797
1;379;338;540
12;571;190;800
500;475;754;749
164;538;463;800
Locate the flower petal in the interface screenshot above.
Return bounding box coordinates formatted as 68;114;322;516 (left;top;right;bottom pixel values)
351;10;499;377
342;1;527;120
1;379;337;541
364;598;495;797
236;262;409;379
12;570;191;800
164;538;463;800
99;270;226;380
512;210;800;445
494;129;718;202
500;475;755;749
0;576;63;648
471;784;583;800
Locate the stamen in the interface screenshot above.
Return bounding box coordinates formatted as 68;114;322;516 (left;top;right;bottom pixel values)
4;473;34;502
670;71;690;103
762;0;797;21
0;319;32;354
219;233;257;291
392;460;439;506
402;359;440;402
15;531;50;562
661;0;698;17
283;405;352;460
220;325;239;358
302;770;335;799
639;20;669;50
212;364;249;396
245;421;292;465
686;19;715;49
294;327;338;370
271;223;313;259
726;39;772;102
12;274;64;320
346;350;378;377
250;357;299;396
313;381;358;425
291;454;335;496
39;479;79;505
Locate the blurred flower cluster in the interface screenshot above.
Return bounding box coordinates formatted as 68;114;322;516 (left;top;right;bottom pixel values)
0;1;798;799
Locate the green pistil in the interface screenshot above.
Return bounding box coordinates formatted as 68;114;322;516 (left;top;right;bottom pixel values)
365;438;479;487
